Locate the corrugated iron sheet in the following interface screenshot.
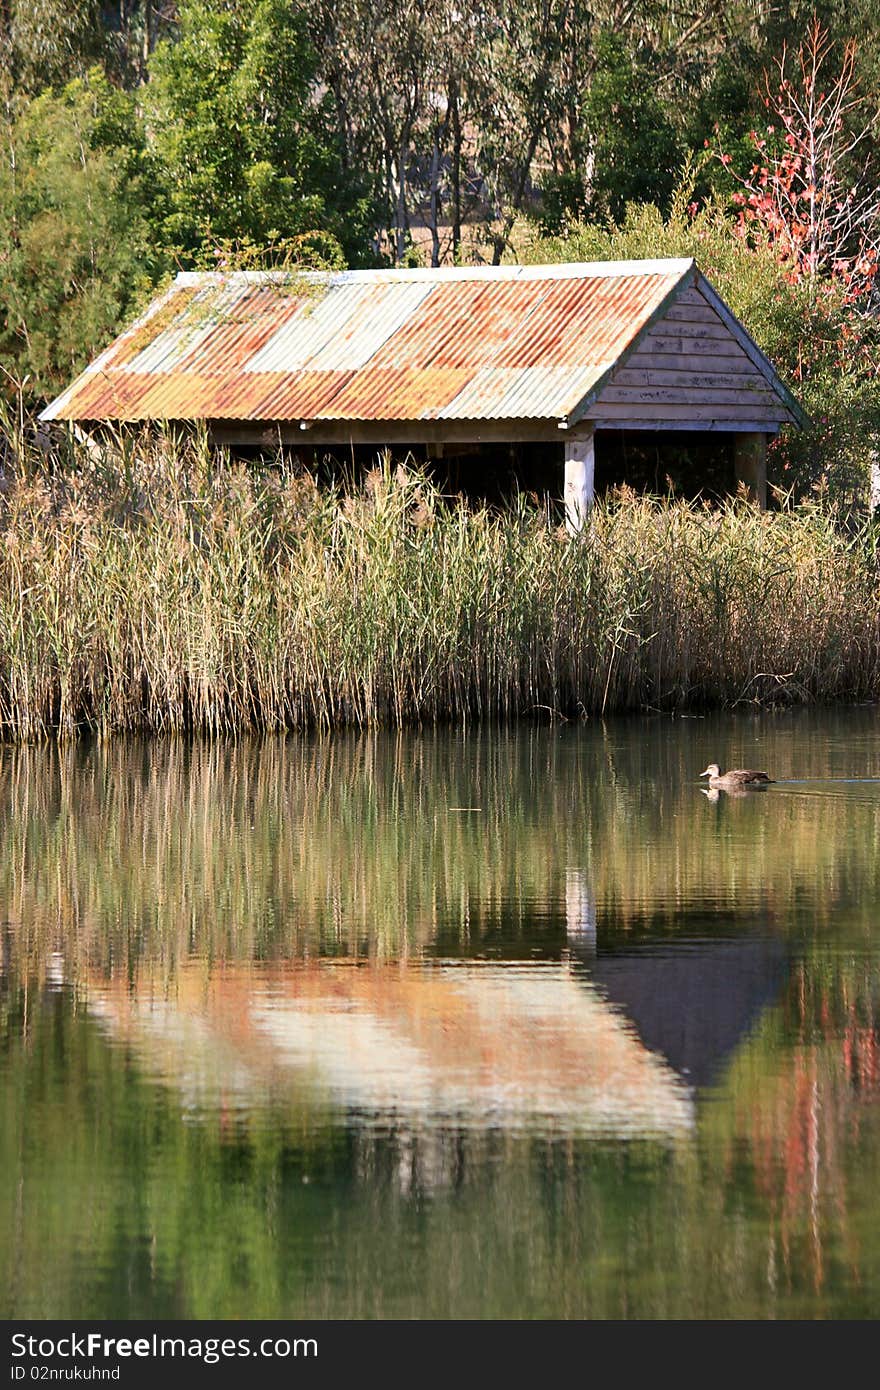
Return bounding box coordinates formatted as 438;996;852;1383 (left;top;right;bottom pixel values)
41;260;698;425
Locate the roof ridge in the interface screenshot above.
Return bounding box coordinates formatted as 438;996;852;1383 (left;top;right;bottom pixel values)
173;258;696;288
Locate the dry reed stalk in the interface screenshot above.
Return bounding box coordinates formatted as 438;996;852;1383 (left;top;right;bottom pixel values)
0;423;878;740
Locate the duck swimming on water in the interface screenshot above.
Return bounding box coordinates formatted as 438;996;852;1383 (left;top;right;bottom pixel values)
700;763;774;789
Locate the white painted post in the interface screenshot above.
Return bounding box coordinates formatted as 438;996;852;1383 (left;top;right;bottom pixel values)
564;430;595;535
565;868;596;955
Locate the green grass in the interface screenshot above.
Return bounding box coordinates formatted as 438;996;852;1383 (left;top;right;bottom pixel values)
1;424;879;740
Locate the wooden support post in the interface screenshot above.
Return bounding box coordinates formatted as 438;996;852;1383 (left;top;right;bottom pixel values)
564;430;595;534
733;431;767;508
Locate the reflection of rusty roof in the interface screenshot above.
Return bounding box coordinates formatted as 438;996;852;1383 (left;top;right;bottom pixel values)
83;960;694;1140
41;260;699;426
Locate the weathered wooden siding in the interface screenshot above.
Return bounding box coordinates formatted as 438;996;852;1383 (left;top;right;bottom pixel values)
586;285;790;431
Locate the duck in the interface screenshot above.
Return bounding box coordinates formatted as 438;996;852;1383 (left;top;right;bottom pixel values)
699;763;774;789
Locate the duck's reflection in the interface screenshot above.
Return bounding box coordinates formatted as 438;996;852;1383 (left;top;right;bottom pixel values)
700;784;767;802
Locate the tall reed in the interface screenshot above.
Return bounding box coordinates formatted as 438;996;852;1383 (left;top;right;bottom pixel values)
1;425;878;740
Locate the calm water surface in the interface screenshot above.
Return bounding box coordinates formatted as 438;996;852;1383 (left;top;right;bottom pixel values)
2;710;879;1319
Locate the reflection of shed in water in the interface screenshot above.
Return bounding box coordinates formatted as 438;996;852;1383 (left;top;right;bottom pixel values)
82;961;694;1141
564;868;790;1087
588;940;789;1089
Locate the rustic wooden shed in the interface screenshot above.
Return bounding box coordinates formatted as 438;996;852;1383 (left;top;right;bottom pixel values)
41;258;806;528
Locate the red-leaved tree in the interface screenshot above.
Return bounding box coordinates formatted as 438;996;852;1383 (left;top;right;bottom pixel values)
716;18;880;304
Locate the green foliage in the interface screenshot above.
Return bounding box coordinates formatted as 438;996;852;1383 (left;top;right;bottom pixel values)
193;230;348;274
2;0;106;93
0;69;165;398
146;0;375;265
541;33;683;231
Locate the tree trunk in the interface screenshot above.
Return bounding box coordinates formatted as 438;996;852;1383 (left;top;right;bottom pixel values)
394;136;409;266
449;76;462;264
429;124;441;268
492;128;540;265
141;0;153;82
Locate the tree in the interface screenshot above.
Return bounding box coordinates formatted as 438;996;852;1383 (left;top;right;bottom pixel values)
716;18;880;302
1;0;105;93
105;2;180;87
0;68;163;398
540;31;683;230
311;0;475;267
336;0;433;267
147;0;374;264
524;180;880;506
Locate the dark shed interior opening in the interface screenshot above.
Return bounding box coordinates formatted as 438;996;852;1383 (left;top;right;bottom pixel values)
254;429;740;510
259;440;561;508
594;430;737;501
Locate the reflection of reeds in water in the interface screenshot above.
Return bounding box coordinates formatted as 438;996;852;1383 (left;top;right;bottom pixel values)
2;728;879;1316
1;435;880;739
2;720;880;986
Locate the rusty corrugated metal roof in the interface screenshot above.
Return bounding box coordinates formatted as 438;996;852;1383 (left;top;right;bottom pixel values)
41;259;709;426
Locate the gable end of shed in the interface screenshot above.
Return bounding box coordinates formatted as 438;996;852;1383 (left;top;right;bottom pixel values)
576;278;804;432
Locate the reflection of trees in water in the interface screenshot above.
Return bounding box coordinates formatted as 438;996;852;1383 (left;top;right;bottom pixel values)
2;951;879;1318
706;958;880;1303
346;954;880;1312
2;716;880;985
353;1126;478;1201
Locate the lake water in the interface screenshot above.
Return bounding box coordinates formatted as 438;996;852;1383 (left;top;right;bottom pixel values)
2;710;879;1320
